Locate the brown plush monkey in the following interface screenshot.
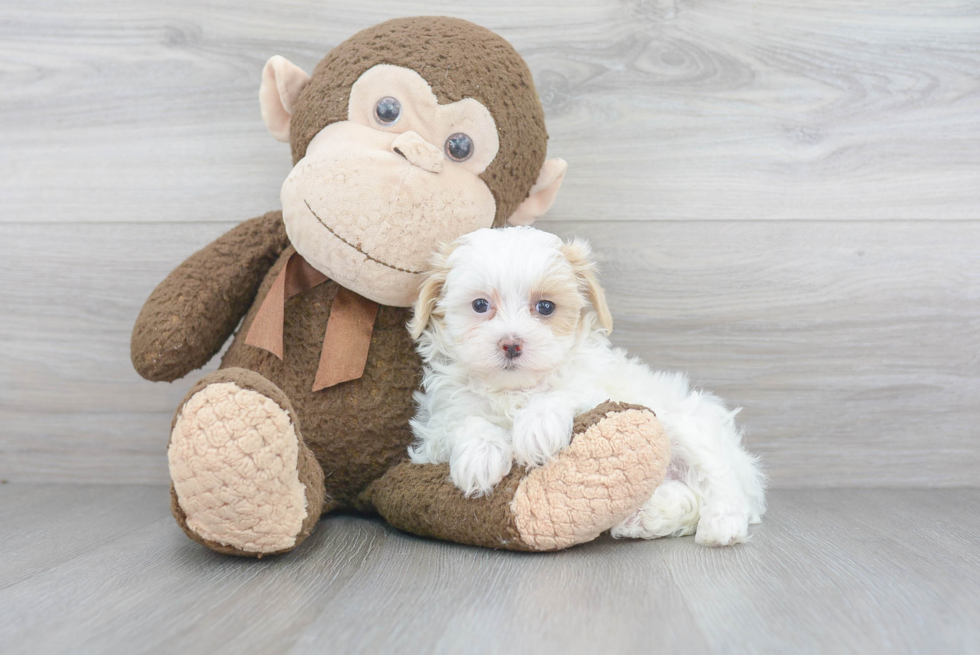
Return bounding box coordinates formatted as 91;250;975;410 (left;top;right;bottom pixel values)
132;16;670;556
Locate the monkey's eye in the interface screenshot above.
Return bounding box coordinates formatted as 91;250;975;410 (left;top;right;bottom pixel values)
374;97;401;125
472;298;490;314
535;301;556;316
445;133;474;162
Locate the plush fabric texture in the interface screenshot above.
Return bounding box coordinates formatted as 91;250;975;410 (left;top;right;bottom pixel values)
362;401;667;552
218;244;423;510
289;16;548;226
279;124;498;306
347;64;500;174
243;251;380;389
390;129;444;174
169;368;326;558
171;383;310;553
131;211;289;382
511;403;670;551
571;401;652;436
260;55;312;142
363;460;531;550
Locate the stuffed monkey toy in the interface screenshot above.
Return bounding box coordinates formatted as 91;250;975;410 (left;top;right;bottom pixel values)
132;16;670;556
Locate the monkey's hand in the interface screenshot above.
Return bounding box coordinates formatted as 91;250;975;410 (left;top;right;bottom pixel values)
131;211;289;382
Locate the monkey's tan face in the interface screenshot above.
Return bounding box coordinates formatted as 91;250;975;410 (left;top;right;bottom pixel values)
280;65;501;307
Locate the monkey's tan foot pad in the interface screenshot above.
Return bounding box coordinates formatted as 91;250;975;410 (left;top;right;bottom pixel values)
168;369;324;557
510;401;671;551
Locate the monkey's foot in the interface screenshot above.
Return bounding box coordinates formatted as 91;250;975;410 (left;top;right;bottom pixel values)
367;401;670;552
168;368;325;557
509;401;670;550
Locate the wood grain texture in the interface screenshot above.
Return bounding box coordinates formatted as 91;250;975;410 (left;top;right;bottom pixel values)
1;220;977;486
1;0;978;487
0;485;977;653
1;0;979;223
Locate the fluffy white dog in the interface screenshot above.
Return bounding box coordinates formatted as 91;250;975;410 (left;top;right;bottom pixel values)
407;226;766;547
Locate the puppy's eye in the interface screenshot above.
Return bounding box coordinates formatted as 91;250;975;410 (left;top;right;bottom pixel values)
375;97;401;125
445;133;474;162
536;300;556;316
472;298;490;314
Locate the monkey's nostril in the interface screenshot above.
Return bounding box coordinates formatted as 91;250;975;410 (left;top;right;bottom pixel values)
390;131;444;173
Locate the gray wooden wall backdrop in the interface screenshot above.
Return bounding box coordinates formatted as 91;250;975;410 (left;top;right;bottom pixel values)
1;0;978;486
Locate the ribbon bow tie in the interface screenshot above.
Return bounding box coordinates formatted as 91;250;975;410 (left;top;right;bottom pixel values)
244;251;380;391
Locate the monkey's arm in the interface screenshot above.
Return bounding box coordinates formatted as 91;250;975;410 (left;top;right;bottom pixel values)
131;210;289;382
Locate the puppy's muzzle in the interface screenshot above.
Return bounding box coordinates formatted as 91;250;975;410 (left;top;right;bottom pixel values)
499;337;523;360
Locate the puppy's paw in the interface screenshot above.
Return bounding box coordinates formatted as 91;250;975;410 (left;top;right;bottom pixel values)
611;480;700;540
695;504;750;547
449;421;513;497
512;394;575;468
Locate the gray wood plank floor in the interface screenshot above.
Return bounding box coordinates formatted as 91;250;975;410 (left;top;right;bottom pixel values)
0;485;977;654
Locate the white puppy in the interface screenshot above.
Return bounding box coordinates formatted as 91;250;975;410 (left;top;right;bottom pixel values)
407;226;766;547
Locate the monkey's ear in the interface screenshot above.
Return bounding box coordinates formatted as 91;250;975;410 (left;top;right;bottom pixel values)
260;55;311;142
507;159;568;226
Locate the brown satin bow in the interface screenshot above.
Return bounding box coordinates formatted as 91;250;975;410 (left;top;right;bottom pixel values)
244;251;379;391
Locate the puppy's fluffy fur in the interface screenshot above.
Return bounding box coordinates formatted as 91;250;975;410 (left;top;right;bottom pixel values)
408;227;766;546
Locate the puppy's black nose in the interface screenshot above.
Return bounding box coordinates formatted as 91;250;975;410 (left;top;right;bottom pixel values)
499;338;523;360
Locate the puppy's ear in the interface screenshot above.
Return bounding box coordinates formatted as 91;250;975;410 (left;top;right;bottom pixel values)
409;242;458;339
560;238;613;333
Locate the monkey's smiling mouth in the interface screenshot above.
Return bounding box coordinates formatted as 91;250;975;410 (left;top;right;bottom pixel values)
303;199;423;275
